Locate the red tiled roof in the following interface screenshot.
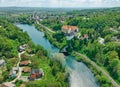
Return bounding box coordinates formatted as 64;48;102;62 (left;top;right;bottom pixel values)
62;25;78;31
23;67;31;73
30;74;36;79
20;60;30;66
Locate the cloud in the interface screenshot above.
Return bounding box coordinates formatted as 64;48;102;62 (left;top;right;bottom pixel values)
0;0;120;7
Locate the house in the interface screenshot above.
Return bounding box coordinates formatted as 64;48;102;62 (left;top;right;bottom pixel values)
9;67;18;78
28;69;43;81
18;46;25;52
18;44;27;52
19;60;31;66
0;59;5;68
62;25;78;35
0;82;15;87
79;34;89;40
62;25;79;40
23;67;31;73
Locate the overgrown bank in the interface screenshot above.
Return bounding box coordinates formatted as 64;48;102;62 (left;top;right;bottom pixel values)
34;22;120;87
0;19;69;87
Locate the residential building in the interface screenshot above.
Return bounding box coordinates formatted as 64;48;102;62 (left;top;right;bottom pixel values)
62;25;78;40
28;69;43;81
0;59;5;68
18;44;27;52
23;67;31;73
19;60;31;66
9;67;18;78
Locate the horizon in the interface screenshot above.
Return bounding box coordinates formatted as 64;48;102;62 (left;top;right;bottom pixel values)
0;0;120;8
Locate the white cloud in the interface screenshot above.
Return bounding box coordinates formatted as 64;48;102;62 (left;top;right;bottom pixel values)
0;0;120;7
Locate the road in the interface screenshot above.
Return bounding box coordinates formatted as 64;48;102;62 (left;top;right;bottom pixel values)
10;52;25;83
74;51;120;87
36;21;120;87
36;21;55;33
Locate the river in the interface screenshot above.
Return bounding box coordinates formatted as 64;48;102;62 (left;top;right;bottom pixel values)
16;24;99;87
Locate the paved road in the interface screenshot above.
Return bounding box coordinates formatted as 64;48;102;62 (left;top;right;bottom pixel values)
75;52;120;87
36;21;55;33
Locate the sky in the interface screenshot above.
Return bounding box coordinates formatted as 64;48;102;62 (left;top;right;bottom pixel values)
0;0;120;8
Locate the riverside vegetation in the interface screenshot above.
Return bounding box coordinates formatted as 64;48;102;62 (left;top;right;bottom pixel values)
33;8;120;87
1;7;120;87
0;18;69;87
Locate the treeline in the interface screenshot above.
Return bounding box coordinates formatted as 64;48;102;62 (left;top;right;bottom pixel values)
66;9;120;37
0;19;30;58
70;37;120;86
65;9;120;85
39;8;120;85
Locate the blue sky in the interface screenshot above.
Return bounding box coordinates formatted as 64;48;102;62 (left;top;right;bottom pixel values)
0;0;120;7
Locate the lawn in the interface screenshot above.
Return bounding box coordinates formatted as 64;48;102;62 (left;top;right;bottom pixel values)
29;55;56;85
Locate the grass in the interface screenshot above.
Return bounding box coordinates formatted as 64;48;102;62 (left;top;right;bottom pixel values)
22;72;29;76
29;55;56;85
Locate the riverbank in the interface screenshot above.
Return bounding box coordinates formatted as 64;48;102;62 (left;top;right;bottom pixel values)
34;23;67;50
72;52;120;87
34;22;120;87
15;24;69;87
16;23;100;87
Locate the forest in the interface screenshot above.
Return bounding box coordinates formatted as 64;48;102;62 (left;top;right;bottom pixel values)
35;7;120;86
0;18;69;87
0;7;120;87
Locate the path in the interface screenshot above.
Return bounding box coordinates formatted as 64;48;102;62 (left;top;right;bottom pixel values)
36;22;120;87
10;51;25;83
74;51;120;87
36;21;55;33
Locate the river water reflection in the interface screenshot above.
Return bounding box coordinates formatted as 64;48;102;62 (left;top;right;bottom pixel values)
16;24;99;87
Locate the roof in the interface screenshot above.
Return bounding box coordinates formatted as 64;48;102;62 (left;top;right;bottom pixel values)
31;69;43;74
2;82;15;87
0;59;5;65
30;74;36;79
23;67;31;73
9;70;17;76
62;25;78;31
20;60;30;66
19;46;25;50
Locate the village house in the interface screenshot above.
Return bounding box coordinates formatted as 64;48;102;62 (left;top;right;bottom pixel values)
9;67;18;78
62;25;79;40
0;59;5;68
80;34;89;40
23;67;31;73
18;44;27;52
0;82;15;87
19;60;31;66
28;69;44;81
